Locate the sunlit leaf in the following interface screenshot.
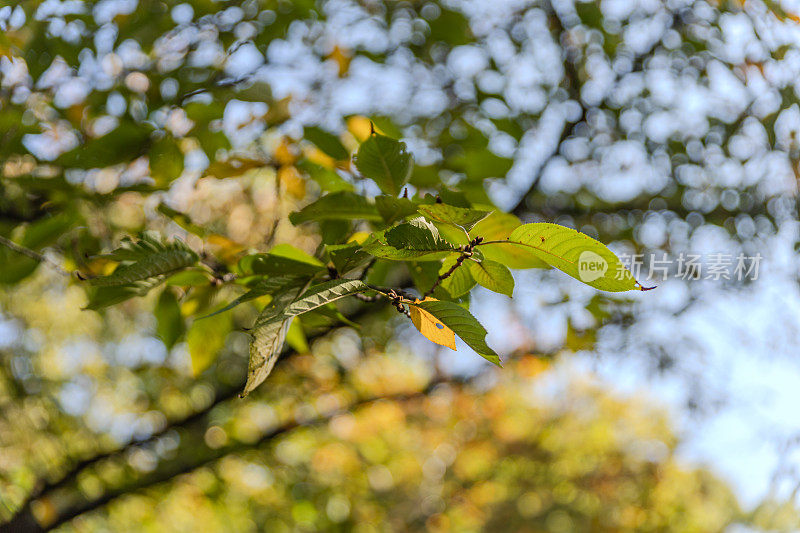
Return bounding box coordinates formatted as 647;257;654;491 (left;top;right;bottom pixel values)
469;260;514;297
408;297;456;350
408;298;500;365
354;133;413;196
439;256;476;298
504;223;646;292
469;212;548;269
165;269;212;287
158;204;207;237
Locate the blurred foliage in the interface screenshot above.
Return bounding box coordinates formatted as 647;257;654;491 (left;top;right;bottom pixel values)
39;356;745;533
2;0;800;530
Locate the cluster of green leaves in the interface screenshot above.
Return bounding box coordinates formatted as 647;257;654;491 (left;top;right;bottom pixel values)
83;131;648;397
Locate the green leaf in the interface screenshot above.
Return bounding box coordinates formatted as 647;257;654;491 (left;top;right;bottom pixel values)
149;136;184;187
165;269;212;287
447;149;513;181
363;218;456;261
354;133;413;196
470;212;548;269
289;191;381;225
187;311;232;376
428;7;472;45
243;279;368;396
469;260;514;297
297;160;354;193
407;261;451;301
326;243;371;275
320;220;351;244
436;188;471;208
305;304;361;329
199;276;306;319
375;195;418;224
90;235;198;286
418;204;491;231
155;289;184;350
409;299;500;366
243;289;302;397
270;244;324;266
303;126;349;160
385;218;458;255
55;122;151;169
239;245;325;277
98;231;166;262
440;256;476;298
0;211;78;284
368;115;403;138
158;204;206;237
505;223;644;292
285;317;310;353
84;284;152;311
279;279;368;316
434;222;470;247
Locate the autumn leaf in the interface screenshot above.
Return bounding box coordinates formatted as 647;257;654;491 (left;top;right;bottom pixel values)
408;297;457;350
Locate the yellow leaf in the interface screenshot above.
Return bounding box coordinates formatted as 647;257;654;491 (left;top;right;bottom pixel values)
205;157;262;179
305;145;336;168
408;297;456;350
278;165;306;198
346;115;386;142
206;234;245;262
347;231;370;244
327;45;352;77
274;137;297;166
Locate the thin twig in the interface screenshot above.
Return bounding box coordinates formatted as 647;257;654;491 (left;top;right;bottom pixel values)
0;235;71;277
423;237;483;298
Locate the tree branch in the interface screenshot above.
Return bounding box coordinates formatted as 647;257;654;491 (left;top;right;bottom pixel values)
423;237;483;298
0;235;71;277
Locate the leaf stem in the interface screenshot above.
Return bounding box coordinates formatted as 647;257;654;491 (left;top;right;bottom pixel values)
423;237;483;298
